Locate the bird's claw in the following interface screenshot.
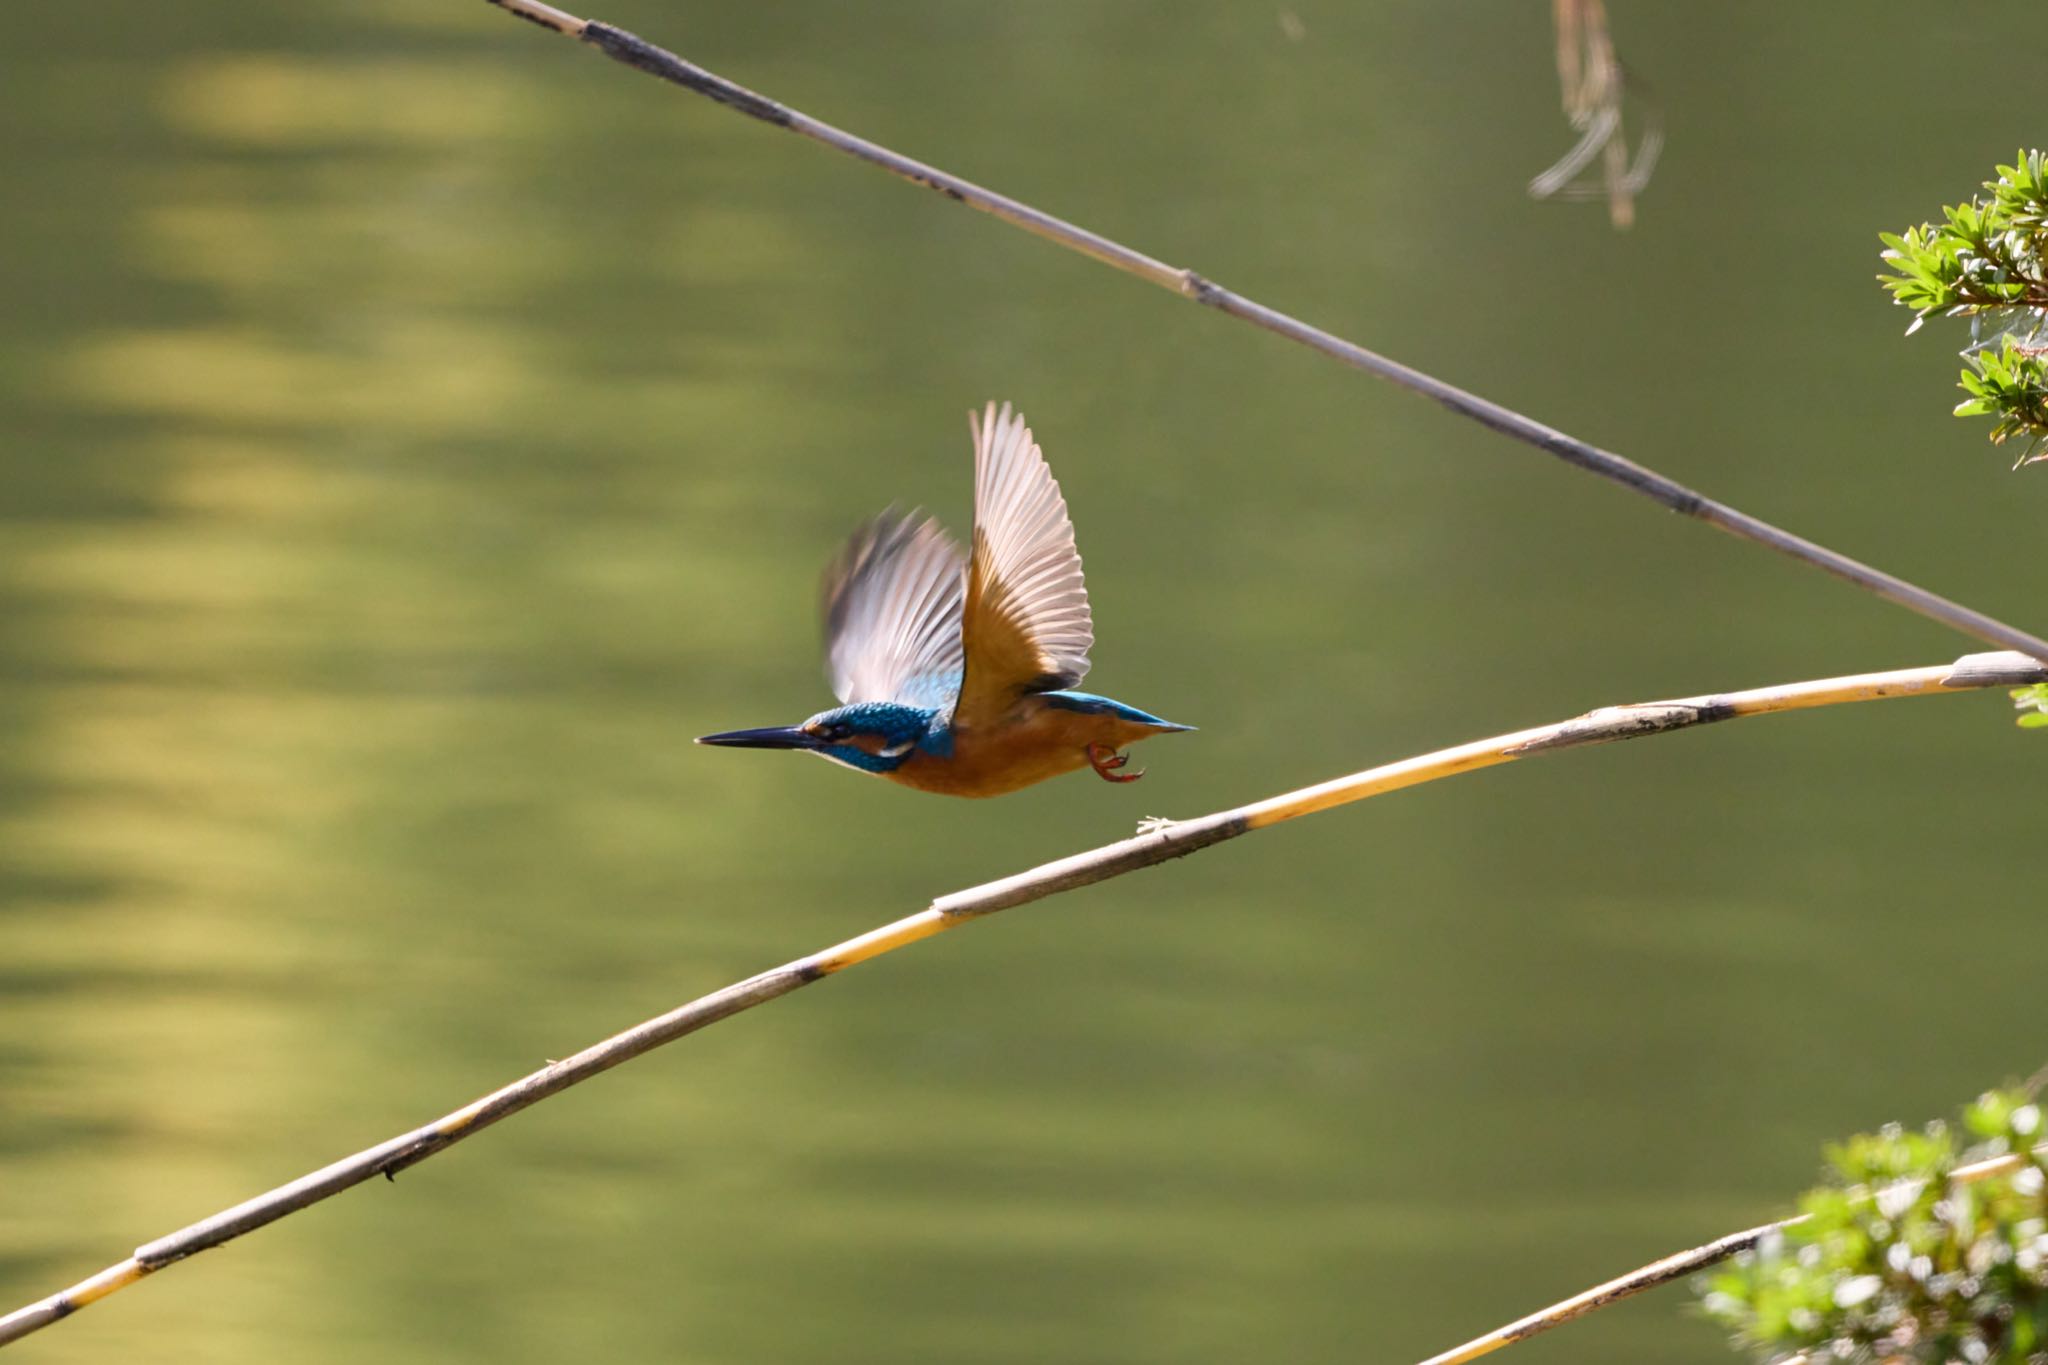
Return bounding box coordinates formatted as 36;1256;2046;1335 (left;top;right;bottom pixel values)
1136;815;1178;835
1086;742;1144;783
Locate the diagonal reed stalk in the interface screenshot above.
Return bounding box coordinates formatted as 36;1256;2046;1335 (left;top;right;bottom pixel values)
1412;1141;2043;1365
2;650;2042;1348
476;0;2048;662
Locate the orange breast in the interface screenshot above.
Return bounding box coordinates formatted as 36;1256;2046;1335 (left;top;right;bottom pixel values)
886;704;1166;798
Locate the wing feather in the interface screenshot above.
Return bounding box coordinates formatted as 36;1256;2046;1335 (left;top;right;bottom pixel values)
954;402;1094;724
821;510;967;708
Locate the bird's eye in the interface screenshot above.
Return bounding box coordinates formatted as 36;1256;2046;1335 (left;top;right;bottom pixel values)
817;722;851;742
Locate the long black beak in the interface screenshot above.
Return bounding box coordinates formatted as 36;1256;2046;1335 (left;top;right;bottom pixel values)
695;724;820;750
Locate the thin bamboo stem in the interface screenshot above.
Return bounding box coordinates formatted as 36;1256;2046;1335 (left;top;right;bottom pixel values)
1;650;2040;1348
1412;1144;2042;1365
478;0;2048;663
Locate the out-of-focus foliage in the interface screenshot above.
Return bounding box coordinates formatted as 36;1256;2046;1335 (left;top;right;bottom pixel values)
1879;151;2048;467
2010;684;2048;729
1698;1089;2048;1365
1531;0;1661;230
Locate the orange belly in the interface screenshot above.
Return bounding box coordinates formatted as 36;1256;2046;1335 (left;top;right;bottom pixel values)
885;706;1168;798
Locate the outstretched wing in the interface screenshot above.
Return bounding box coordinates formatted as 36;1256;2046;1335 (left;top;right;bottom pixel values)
821;510;967;709
953;402;1094;725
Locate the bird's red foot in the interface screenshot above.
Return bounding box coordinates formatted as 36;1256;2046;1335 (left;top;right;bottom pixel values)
1086;742;1144;783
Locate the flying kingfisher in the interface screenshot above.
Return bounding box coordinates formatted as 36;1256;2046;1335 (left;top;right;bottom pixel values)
697;401;1192;797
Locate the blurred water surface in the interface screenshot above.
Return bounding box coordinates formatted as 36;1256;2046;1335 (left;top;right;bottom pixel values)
2;3;2042;1361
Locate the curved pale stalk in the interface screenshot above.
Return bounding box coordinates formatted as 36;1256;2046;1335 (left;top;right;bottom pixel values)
476;0;2048;664
1412;1144;2042;1365
1;651;2040;1348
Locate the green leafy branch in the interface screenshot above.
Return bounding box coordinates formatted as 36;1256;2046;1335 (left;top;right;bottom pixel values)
2011;683;2048;729
1880;150;2048;466
1698;1088;2048;1365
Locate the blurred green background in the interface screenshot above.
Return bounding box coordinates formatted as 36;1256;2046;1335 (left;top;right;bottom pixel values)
2;2;2042;1361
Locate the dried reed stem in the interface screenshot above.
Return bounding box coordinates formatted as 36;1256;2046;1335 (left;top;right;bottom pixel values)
2;651;2040;1348
1412;1143;2042;1365
476;0;2048;662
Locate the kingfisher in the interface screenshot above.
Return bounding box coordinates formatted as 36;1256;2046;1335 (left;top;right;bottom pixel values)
697;401;1192;797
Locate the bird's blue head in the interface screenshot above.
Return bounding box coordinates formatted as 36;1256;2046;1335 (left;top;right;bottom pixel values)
696;701;940;775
